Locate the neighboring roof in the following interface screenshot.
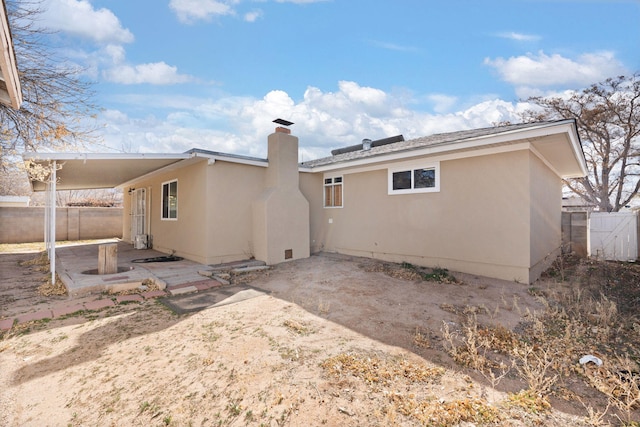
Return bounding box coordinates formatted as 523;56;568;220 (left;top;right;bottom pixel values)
0;0;21;109
301;119;587;178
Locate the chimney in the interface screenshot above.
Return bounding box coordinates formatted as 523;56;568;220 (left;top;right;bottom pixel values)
252;119;310;265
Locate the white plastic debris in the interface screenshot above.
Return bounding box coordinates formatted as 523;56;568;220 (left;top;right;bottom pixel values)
579;355;603;366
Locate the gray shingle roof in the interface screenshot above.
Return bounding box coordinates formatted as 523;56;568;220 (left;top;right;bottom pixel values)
300;120;571;168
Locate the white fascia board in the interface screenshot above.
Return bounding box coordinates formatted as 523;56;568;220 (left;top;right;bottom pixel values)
22;152;191;162
308;120;585;174
192;151;268;168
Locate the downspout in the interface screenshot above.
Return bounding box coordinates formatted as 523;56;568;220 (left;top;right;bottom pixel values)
49;161;56;284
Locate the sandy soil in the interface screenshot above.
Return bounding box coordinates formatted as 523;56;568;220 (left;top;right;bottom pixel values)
0;251;589;426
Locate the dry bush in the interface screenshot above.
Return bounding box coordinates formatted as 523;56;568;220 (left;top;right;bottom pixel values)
321;352;444;387
38;274;67;296
388;393;502;426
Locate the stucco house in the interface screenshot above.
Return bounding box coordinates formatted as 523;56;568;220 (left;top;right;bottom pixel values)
25;119;587;284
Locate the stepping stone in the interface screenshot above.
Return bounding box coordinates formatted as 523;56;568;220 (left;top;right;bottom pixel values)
232;266;270;273
0;318;14;331
16;310;52;324
53;303;86;318
169;286;198;296
116;294;143;304
84;299;115;311
141;290;167;299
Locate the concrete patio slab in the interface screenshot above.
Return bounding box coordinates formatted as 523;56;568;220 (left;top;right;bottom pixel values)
160;285;267;314
54;240;219;297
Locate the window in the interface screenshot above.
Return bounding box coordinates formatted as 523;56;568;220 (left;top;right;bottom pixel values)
324;176;343;207
161;180;178;220
388;163;439;194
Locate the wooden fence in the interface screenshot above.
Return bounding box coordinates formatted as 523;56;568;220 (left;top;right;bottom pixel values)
561;211;588;257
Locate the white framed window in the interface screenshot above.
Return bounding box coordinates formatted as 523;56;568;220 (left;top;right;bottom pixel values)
161;179;178;220
324;176;343;208
388;162;440;195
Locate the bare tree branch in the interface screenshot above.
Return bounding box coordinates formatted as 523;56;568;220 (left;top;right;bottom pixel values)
523;74;640;212
0;0;98;169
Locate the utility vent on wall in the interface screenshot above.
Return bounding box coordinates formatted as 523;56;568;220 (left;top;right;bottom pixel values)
285;249;293;260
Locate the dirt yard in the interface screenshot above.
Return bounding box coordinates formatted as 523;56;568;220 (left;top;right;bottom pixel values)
1;248;639;426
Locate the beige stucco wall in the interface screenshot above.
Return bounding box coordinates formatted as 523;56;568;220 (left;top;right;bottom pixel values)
123;159;269;265
299;172;324;253
205;161;265;264
528;153;563;281
303;149;561;283
123;160;209;263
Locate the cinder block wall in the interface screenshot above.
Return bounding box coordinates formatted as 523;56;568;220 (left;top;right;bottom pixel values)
0;207;123;243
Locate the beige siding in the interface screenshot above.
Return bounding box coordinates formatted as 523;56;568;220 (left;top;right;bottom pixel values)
205;161;266;264
124;159;268;265
300;172;324;253
308;150;542;282
528;152;562;281
124;160;209;263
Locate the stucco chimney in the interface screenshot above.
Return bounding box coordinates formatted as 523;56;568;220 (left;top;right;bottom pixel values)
252;129;310;265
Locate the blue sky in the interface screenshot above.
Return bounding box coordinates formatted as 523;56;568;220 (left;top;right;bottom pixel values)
38;0;640;160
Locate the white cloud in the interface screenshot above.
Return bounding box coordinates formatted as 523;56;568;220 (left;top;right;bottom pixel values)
244;10;263;22
427;94;458;113
274;0;330;3
42;0;134;44
370;40;419;52
169;0;236;23
495;32;541;42
484;50;627;97
97;81;530;160
103;62;194;85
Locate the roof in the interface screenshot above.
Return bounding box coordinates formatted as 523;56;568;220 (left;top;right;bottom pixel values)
23;119;587;191
301;119;587;178
24;153;191;191
0;0;21;109
23;149;268;192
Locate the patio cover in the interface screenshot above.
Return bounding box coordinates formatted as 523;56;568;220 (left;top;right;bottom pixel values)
21;152;193;284
23;152;193;191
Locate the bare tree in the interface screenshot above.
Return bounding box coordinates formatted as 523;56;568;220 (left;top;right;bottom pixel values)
0;0;97;170
0;162;30;195
523;74;640;212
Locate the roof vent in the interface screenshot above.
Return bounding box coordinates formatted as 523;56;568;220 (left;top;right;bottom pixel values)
362;139;372;150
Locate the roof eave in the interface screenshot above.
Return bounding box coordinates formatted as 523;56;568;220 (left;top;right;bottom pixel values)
307;120;588;178
0;0;21;109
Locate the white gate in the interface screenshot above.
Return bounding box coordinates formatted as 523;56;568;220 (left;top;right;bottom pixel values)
588;212;638;261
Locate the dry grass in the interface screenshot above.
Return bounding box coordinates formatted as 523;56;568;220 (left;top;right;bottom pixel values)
442;254;640;424
321;352;505;426
37;274;67;296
